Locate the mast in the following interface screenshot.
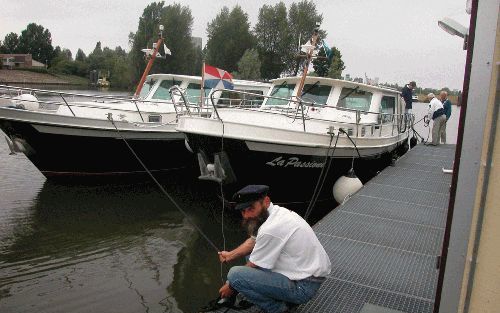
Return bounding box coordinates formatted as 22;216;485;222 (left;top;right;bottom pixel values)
295;24;321;99
134;25;165;98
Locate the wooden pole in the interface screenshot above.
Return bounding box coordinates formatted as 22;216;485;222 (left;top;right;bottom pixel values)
134;37;164;98
295;29;319;99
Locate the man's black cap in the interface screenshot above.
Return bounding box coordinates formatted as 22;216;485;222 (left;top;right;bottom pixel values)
232;185;269;211
409;81;416;87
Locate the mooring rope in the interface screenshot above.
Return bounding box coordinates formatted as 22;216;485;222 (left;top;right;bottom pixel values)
219;120;227;284
106;114;221;253
304;131;340;221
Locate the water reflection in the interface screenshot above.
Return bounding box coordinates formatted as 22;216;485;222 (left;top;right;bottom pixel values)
0;165;245;313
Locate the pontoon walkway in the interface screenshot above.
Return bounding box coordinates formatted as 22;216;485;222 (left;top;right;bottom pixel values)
214;143;455;313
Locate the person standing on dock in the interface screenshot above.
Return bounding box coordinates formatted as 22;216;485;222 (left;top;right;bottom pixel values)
401;81;417;113
425;93;446;146
217;185;331;313
439;91;452;144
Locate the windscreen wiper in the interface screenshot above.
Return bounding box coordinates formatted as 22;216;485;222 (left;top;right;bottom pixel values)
270;81;288;97
301;81;320;96
339;86;360;101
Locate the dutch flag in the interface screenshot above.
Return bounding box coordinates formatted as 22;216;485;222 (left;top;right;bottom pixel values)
203;64;234;90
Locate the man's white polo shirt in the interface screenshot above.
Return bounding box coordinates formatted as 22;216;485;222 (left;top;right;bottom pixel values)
249;203;331;280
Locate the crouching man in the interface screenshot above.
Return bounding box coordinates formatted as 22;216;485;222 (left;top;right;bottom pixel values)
218;185;331;313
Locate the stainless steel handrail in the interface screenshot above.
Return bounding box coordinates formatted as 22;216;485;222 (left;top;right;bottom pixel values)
205;88;412;137
0;84;182;119
0;85;185;117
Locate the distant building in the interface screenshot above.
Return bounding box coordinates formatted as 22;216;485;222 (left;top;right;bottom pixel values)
191;37;202;50
0;54;45;69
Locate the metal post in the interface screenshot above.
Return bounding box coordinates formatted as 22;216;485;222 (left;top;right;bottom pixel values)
132;100;144;122
59;93;76;117
300;100;306;132
356;110;360;137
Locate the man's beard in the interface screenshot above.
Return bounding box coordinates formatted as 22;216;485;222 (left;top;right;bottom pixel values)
242;208;269;237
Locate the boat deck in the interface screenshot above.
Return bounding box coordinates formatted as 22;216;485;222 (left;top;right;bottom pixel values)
211;144;455;313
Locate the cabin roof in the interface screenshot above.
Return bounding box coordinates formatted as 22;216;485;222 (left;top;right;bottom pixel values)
270;76;400;95
146;73;271;89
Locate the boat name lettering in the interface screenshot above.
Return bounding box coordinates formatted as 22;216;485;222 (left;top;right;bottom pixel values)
266;157;324;168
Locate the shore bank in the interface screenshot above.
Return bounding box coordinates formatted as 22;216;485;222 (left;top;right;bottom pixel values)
0;69;88;85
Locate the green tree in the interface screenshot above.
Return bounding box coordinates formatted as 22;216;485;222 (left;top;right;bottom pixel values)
254;2;292;79
205;6;255;73
159;3;199;75
286;0;326;75
87;41;105;71
75;48;86;62
129;2;199;84
62;48;72;61
312;45;345;78
1;32;20;53
327;47;345;79
18;23;55;64
235;48;261;80
129;1;167;84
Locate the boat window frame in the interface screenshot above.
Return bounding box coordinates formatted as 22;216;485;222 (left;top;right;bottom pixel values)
151;79;183;101
139;78;158;99
301;82;332;106
380;95;396;123
263;82;297;106
185;82;211;105
336;87;373;112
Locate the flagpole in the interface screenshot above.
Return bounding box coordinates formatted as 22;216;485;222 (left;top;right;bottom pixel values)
200;61;205;108
296;28;319;99
134;36;163;98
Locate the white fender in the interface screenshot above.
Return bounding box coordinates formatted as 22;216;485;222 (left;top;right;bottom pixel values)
333;169;363;204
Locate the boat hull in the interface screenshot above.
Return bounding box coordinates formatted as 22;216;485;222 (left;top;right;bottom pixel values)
0;109;193;180
184;132;403;209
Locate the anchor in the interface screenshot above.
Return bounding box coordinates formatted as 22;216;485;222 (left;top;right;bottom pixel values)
197;151;236;184
5;136;16;155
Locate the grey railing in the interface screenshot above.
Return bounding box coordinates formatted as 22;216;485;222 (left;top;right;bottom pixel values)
0;84;179;123
204;88;413;137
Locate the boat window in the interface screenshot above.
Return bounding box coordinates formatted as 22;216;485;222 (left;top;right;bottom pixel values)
152;79;182;100
185;83;211;105
148;115;162;123
139;79;157;99
380;96;396;123
337;88;372;111
265;84;296;106
218;90;264;107
302;83;331;105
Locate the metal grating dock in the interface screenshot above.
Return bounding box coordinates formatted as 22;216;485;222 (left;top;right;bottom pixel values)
212;144;455;313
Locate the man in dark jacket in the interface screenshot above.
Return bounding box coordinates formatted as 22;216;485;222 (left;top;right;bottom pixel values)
401;81;416;113
439;91;452;144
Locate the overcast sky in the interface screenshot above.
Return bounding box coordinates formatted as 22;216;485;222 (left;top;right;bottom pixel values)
0;0;470;89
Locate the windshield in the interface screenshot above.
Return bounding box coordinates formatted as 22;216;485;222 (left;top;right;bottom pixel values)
139;79;156;99
337;88;373;111
152;79;182;100
301;83;331;105
185;83;211;104
265;83;296;106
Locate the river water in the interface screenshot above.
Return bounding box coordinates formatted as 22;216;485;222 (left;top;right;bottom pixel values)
0;91;459;313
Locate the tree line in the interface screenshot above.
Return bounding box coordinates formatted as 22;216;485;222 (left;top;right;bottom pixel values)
0;1;345;89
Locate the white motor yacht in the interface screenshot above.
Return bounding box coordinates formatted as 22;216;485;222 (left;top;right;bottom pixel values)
176;76;413;204
0;74;270;179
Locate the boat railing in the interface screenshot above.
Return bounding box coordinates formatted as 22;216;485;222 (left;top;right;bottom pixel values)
0;84;181;123
207;88;413;138
168;85;214;118
168;85;263;119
